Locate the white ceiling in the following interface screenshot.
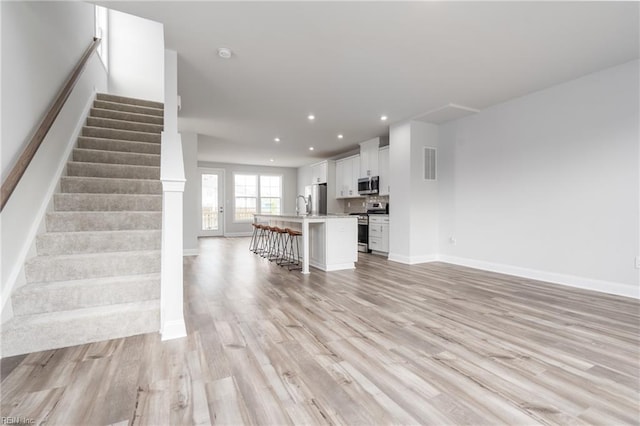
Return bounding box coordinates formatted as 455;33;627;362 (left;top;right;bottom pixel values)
98;1;639;168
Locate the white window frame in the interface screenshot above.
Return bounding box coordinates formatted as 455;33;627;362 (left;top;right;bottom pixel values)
94;6;109;70
258;174;283;216
232;173;283;223
233;173;258;223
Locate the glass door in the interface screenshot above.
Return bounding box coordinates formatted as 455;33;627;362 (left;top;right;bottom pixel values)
200;169;224;237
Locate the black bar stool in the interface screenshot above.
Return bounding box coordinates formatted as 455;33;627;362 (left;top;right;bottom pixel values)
282;228;302;271
249;223;260;252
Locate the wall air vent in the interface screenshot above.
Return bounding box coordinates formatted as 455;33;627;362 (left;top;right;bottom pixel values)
424;147;437;181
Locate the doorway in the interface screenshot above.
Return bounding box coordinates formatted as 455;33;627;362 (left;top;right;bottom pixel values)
199;169;224;237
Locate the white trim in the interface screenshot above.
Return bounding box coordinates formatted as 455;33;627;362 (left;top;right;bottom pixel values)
438;255;639;300
309;260;356;272
1;90;96;317
162;179;185;192
183;249;199;256
324;262;356;272
224;232;253;237
388;253;438;265
160;319;187;341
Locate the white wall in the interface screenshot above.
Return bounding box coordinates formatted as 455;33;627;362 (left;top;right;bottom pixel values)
409;122;439;257
1;1;97;180
182;132;199;254
1;2;108;317
108;9;164;102
438;60;639;297
389;122;412;259
197;161;298;236
388;121;439;263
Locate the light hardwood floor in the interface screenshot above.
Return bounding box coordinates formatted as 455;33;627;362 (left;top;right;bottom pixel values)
2;237;639;425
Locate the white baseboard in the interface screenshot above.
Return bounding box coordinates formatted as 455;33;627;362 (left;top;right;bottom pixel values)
161;319;187;341
324;262;356;272
438;255;639;300
183;248;199;256
224;232;253;237
388;253;438;265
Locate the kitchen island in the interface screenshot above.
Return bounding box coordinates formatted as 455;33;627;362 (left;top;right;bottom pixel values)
253;214;358;274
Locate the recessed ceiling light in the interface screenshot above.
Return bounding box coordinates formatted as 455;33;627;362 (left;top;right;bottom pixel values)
269;158;274;162
337;134;344;139
309;147;314;151
307;114;315;121
274;137;280;142
380;115;388;121
217;47;233;59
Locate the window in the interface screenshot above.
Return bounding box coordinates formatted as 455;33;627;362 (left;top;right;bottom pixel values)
260;175;282;215
234;174;257;221
234;174;282;221
94;6;109;69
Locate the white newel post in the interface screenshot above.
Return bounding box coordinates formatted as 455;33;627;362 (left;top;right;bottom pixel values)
160;49;187;340
160;131;187;340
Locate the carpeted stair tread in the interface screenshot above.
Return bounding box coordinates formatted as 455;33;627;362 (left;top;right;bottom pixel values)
53;193;162;211
93;100;163;117
0;300;160;358
97;93;164;110
67;161;160;180
12;273;160;317
77;137;161;155
36;230;161;255
46;211;162;232
3;93;166;358
82;126;161;144
60;176;162;194
25;250;161;283
73;148;160;167
90;107;163;125
86;116;163;134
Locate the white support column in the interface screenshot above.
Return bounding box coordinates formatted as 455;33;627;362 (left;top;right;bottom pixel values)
159;49;186;340
302;219;310;274
160;132;187;340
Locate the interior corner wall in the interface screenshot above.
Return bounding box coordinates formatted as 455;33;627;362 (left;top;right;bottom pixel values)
197;161;298;236
408;121;439;259
388;121;439;263
1;2;108;318
0;1;96;180
108;9;164;102
438;60;639;296
182;132;199;254
388;122;412;261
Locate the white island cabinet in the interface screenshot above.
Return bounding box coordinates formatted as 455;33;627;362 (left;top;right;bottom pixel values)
254;214;358;274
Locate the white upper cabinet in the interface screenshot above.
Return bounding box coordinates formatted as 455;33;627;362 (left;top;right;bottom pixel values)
359;138;380;178
335;155;361;198
310;161;327;184
335;159;345;198
378;146;390;196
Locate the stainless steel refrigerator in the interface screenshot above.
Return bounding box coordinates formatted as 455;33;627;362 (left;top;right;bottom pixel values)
304;183;327;215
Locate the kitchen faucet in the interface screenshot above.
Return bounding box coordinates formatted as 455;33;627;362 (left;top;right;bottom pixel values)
296;194;311;215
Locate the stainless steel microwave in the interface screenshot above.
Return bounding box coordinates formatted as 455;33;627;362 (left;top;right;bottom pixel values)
358;176;379;195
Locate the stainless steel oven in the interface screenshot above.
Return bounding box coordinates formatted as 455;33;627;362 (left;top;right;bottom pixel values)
351;213;369;252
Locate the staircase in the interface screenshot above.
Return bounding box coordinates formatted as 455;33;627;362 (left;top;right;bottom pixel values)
1;93;165;358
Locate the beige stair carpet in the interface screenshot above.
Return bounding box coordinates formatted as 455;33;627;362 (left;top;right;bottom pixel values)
1;93;165;358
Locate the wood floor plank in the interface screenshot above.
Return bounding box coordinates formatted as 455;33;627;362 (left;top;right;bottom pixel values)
2;237;638;425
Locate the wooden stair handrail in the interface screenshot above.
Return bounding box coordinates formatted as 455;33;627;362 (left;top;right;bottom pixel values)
0;37;101;212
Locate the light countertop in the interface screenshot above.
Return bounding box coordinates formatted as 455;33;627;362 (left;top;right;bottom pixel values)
254;213;356;220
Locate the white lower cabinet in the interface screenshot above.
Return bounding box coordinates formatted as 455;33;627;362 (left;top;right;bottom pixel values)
368;215;389;254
